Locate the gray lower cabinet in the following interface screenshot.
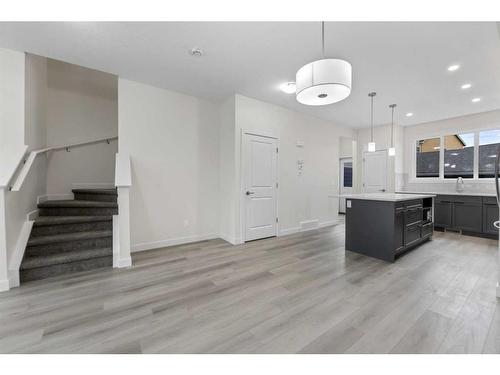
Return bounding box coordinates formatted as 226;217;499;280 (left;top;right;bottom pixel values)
434;200;452;227
483;197;499;235
434;194;497;237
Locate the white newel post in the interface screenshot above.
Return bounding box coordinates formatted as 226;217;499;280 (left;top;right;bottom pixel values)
113;153;132;268
0;188;9;291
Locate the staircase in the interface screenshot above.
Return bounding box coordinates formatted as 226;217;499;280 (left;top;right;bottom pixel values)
20;189;118;283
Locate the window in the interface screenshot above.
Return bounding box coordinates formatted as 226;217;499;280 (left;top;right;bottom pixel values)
414;128;500;180
416;138;440;177
444;133;474;179
343;162;353;187
479;129;500;178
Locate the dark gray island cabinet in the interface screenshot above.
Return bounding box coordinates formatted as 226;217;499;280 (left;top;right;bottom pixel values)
344;194;435;262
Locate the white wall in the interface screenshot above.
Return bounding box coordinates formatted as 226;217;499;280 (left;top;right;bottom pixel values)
0;48;26;290
232;94;354;240
402;109;500;195
45;59;118;195
218;96;237;244
118;79;220;251
339;137;354;159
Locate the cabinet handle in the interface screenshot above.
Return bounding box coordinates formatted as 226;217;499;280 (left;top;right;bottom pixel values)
494;221;500;229
454;201;465;204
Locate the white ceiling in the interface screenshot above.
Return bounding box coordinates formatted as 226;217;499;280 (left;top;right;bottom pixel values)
1;22;500;128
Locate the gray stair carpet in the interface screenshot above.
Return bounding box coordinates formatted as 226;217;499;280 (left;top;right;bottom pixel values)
20;188;118;283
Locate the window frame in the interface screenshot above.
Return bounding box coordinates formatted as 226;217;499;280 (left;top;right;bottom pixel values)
411;126;500;183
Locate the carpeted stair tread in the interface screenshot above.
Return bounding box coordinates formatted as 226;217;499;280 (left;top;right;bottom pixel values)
38;200;117;208
27;230;112;246
72;188;117;195
21;247;112;270
34;216;112;226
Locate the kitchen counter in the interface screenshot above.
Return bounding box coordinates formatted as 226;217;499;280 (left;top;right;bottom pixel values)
397;190;496;197
341;193;436;202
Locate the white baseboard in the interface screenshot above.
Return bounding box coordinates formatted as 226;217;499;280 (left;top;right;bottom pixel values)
279;220;338;237
7;220;34;289
219;234;241;245
37;193;73;204
0;279;9;292
131;233;219;252
279;227;301;236
300;219;319;231
26;209;39;221
319;220;338;228
115;256;132;268
72;183;115;190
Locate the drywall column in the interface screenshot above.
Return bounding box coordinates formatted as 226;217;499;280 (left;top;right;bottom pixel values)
113;153;132;267
0;188;8;291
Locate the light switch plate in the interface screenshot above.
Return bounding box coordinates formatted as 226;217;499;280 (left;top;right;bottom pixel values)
347;200;352;208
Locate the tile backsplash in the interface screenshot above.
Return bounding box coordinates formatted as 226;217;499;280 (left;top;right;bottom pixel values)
399;173;496;195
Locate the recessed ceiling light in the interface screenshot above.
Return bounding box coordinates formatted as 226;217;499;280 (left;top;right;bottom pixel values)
189;47;203;57
406;112;414;117
472;97;481;103
447;64;460;72
461;83;472;89
280;82;296;94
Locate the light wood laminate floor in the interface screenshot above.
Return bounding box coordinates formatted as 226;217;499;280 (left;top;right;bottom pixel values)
1;221;499;353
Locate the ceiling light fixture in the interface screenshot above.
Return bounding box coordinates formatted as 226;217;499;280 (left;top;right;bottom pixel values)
472;97;481;103
406;112;414;117
295;22;352;106
388;104;397;157
461;83;472;89
189;47;203;57
279;82;296;94
447;64;460;72
368;92;376;152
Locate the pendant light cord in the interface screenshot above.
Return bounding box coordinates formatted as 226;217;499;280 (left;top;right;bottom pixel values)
369;92;376;142
321;21;325;59
389;104;397;147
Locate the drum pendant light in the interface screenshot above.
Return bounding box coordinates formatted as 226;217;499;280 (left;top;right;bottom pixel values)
388;104;397;156
368;92;376;152
295;22;352;106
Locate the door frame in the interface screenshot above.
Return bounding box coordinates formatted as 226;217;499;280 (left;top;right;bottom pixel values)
339;157;353;213
239;130;280;243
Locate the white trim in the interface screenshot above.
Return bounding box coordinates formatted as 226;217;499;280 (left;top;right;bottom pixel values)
37;193;73;204
279;227;301;236
0;279;9;292
72;182;115;190
7;220;33;289
279;220;338;237
219;234;240;245
26;209;39;221
115;256;132;268
131;233;219;252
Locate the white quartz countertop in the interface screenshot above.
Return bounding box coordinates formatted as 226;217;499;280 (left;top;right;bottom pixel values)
397;190;496;197
340;193;436;202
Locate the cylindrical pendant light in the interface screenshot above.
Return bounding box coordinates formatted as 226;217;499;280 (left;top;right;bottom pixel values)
296;22;352;106
368;92;376;152
388;104;397;156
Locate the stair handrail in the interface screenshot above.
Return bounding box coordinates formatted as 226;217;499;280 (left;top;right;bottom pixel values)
8;136;118;192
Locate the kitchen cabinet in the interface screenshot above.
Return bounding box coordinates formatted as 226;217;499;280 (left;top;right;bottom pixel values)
483;197;499;235
346;196;433;262
433;194;497;237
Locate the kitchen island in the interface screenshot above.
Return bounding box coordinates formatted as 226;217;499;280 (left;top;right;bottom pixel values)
343;193;435;262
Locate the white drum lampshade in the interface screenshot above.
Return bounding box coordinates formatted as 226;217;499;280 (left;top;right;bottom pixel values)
296;59;352;106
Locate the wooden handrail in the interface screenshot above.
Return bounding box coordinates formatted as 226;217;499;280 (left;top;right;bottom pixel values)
9;136;118;192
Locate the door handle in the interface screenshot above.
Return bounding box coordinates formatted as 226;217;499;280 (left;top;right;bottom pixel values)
246;191;255;196
379;189;386;192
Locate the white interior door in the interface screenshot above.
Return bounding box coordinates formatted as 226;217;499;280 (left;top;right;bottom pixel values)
362;150;388;193
339;158;353;213
243;133;278;241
